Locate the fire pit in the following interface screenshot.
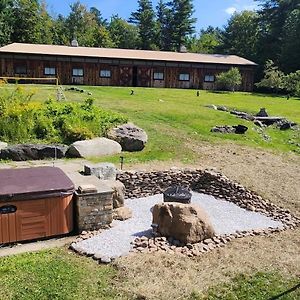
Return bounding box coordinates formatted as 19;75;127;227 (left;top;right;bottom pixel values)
163;185;192;204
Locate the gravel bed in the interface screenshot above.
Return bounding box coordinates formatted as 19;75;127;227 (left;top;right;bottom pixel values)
72;192;283;259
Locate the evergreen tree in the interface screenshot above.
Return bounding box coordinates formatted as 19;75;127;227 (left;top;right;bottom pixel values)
255;60;285;92
155;0;173;50
256;0;300;71
109;15;139;49
280;7;300;72
168;0;196;51
129;0;156;50
52;14;69;45
0;0;13;46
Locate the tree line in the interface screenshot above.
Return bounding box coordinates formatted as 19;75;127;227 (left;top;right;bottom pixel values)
0;0;299;83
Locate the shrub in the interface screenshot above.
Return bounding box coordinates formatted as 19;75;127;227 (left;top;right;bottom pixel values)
216;67;242;92
0;88;128;144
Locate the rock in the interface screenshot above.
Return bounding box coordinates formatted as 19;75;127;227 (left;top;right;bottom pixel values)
254;120;265;127
0;141;8;150
211;126;236;134
99;179;125;208
84;162;118;180
232;125;248;134
113;207;132;221
107;123;148;152
256;108;268;117
230;110;254;121
216;105;228;112
0;144;67;161
211;125;247;134
66;137;122;158
152;202;215;244
100;256;112;264
205;104;217;110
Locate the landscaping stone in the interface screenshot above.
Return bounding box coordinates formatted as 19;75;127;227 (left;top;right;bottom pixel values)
84;162;118;180
107;123;148;152
66;137;122;158
0;141;7;150
99;179;125;208
152;202;215;244
256;108;268;117
211;125;247;134
211;126;236;134
113;207;133;221
233;125;248;134
0;144;67;161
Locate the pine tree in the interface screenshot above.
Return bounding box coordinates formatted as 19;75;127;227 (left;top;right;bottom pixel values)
155;0;173;50
168;0;196;51
129;0;156;50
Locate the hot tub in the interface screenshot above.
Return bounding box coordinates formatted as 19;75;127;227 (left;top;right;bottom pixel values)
0;167;75;244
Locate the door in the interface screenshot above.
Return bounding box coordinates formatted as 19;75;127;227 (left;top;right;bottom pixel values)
119;66;132;86
138;67;151;87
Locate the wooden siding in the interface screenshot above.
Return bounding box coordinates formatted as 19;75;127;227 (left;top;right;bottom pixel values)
0;55;255;91
0;195;73;244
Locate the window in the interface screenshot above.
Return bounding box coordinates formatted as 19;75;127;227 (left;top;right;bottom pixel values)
100;70;111;78
44;67;56;75
72;68;84;77
179;73;190;81
153;72;164;80
204;75;215;82
15;65;27;74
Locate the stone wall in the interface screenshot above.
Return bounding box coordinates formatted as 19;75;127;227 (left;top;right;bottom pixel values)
75;190;113;232
117;168;300;228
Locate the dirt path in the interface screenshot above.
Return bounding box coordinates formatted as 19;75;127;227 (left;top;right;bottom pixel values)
115;143;300;299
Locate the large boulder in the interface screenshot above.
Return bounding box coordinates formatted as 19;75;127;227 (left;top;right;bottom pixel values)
66;138;122;158
107;123;148;152
152;202;215;244
0;144;67;161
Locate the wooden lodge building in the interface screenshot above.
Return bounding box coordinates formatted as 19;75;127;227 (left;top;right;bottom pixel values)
0;43;257;91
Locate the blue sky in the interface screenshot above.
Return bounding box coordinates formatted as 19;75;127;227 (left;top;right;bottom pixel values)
46;0;258;32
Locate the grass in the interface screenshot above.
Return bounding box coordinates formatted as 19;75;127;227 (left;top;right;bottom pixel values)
190;272;300;300
3;84;298;163
0;248;120;300
0;248;299;300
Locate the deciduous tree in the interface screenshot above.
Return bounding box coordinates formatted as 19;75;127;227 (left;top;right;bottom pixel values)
216;67;242;92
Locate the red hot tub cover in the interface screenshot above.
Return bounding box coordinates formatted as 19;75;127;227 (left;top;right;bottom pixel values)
0;166;75;202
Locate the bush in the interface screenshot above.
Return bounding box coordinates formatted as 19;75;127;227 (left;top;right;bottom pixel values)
283;70;300;97
216;67;242;92
0;88;128;144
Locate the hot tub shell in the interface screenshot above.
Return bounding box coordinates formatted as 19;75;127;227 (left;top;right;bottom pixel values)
0;167;75;244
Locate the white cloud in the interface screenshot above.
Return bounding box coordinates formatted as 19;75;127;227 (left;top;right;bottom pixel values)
225;7;237;15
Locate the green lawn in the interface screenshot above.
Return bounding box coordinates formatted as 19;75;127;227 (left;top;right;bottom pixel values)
0;248;120;300
1;84;300;163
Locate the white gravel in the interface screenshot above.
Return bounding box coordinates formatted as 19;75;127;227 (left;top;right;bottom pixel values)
73;192;283;258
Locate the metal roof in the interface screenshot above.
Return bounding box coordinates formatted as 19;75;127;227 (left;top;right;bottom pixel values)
0;43;257;66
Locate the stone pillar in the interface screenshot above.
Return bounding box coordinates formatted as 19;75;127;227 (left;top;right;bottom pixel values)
75;184;113;232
